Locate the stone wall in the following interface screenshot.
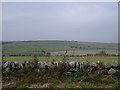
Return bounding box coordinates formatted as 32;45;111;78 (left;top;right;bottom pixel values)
1;61;120;75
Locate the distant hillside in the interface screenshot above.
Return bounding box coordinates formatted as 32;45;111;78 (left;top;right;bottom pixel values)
2;40;118;56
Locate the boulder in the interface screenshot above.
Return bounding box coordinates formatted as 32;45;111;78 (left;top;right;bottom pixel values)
111;60;118;68
116;64;120;70
108;68;118;75
104;64;111;70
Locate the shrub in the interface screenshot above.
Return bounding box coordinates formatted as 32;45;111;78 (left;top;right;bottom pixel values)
98;51;107;56
19;83;31;88
33;55;38;67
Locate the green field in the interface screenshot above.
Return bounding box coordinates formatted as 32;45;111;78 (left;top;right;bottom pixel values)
2;40;118;56
2;40;119;64
51;49;118;55
3;56;118;64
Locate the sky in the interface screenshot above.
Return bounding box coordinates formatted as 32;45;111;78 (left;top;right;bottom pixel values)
2;2;118;43
0;2;2;41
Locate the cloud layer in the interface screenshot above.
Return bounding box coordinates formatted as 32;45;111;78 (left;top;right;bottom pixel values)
2;2;118;43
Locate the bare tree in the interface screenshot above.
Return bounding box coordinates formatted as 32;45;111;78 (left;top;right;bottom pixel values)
63;50;68;62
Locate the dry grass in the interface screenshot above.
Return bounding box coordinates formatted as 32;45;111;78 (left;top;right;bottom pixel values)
2;65;119;89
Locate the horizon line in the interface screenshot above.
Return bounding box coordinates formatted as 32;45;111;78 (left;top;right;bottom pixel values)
1;39;118;44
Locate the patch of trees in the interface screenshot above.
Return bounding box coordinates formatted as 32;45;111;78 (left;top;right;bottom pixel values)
41;50;51;57
22;40;40;42
97;48;106;49
9;54;30;56
31;50;41;52
8;54;46;57
70;46;78;48
2;42;13;45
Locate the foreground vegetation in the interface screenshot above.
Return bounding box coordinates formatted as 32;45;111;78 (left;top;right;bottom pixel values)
3;63;120;88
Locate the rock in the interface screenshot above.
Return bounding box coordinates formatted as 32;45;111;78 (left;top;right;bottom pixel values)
97;61;105;69
108;68;118;75
91;62;97;67
40;83;51;88
111;60;118;68
66;72;72;74
99;69;108;75
104;64;111;70
68;61;76;67
116;64;120;70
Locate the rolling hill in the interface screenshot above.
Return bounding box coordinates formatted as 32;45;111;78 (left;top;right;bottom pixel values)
2;40;118;56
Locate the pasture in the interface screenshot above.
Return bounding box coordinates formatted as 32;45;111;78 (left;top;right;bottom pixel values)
3;56;118;64
51;49;118;56
2;40;118;56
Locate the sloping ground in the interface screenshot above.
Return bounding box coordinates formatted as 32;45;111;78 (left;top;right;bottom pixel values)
3;56;118;64
2;40;118;56
51;50;118;55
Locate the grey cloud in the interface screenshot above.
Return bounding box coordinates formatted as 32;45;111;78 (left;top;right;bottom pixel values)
2;2;118;43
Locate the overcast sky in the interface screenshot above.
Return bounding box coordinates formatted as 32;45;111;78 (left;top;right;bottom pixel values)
2;2;118;43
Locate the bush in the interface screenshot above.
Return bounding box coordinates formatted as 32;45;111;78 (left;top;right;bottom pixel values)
19;83;31;88
98;51;107;56
33;55;38;67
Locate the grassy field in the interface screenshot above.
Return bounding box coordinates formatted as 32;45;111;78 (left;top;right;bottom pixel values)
2;40;118;64
51;49;118;55
2;40;118;56
3;56;118;64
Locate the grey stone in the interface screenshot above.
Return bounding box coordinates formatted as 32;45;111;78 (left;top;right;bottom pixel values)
111;60;118;68
108;68;118;75
104;64;111;70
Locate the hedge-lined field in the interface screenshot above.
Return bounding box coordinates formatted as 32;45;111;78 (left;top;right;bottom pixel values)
2;40;118;56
